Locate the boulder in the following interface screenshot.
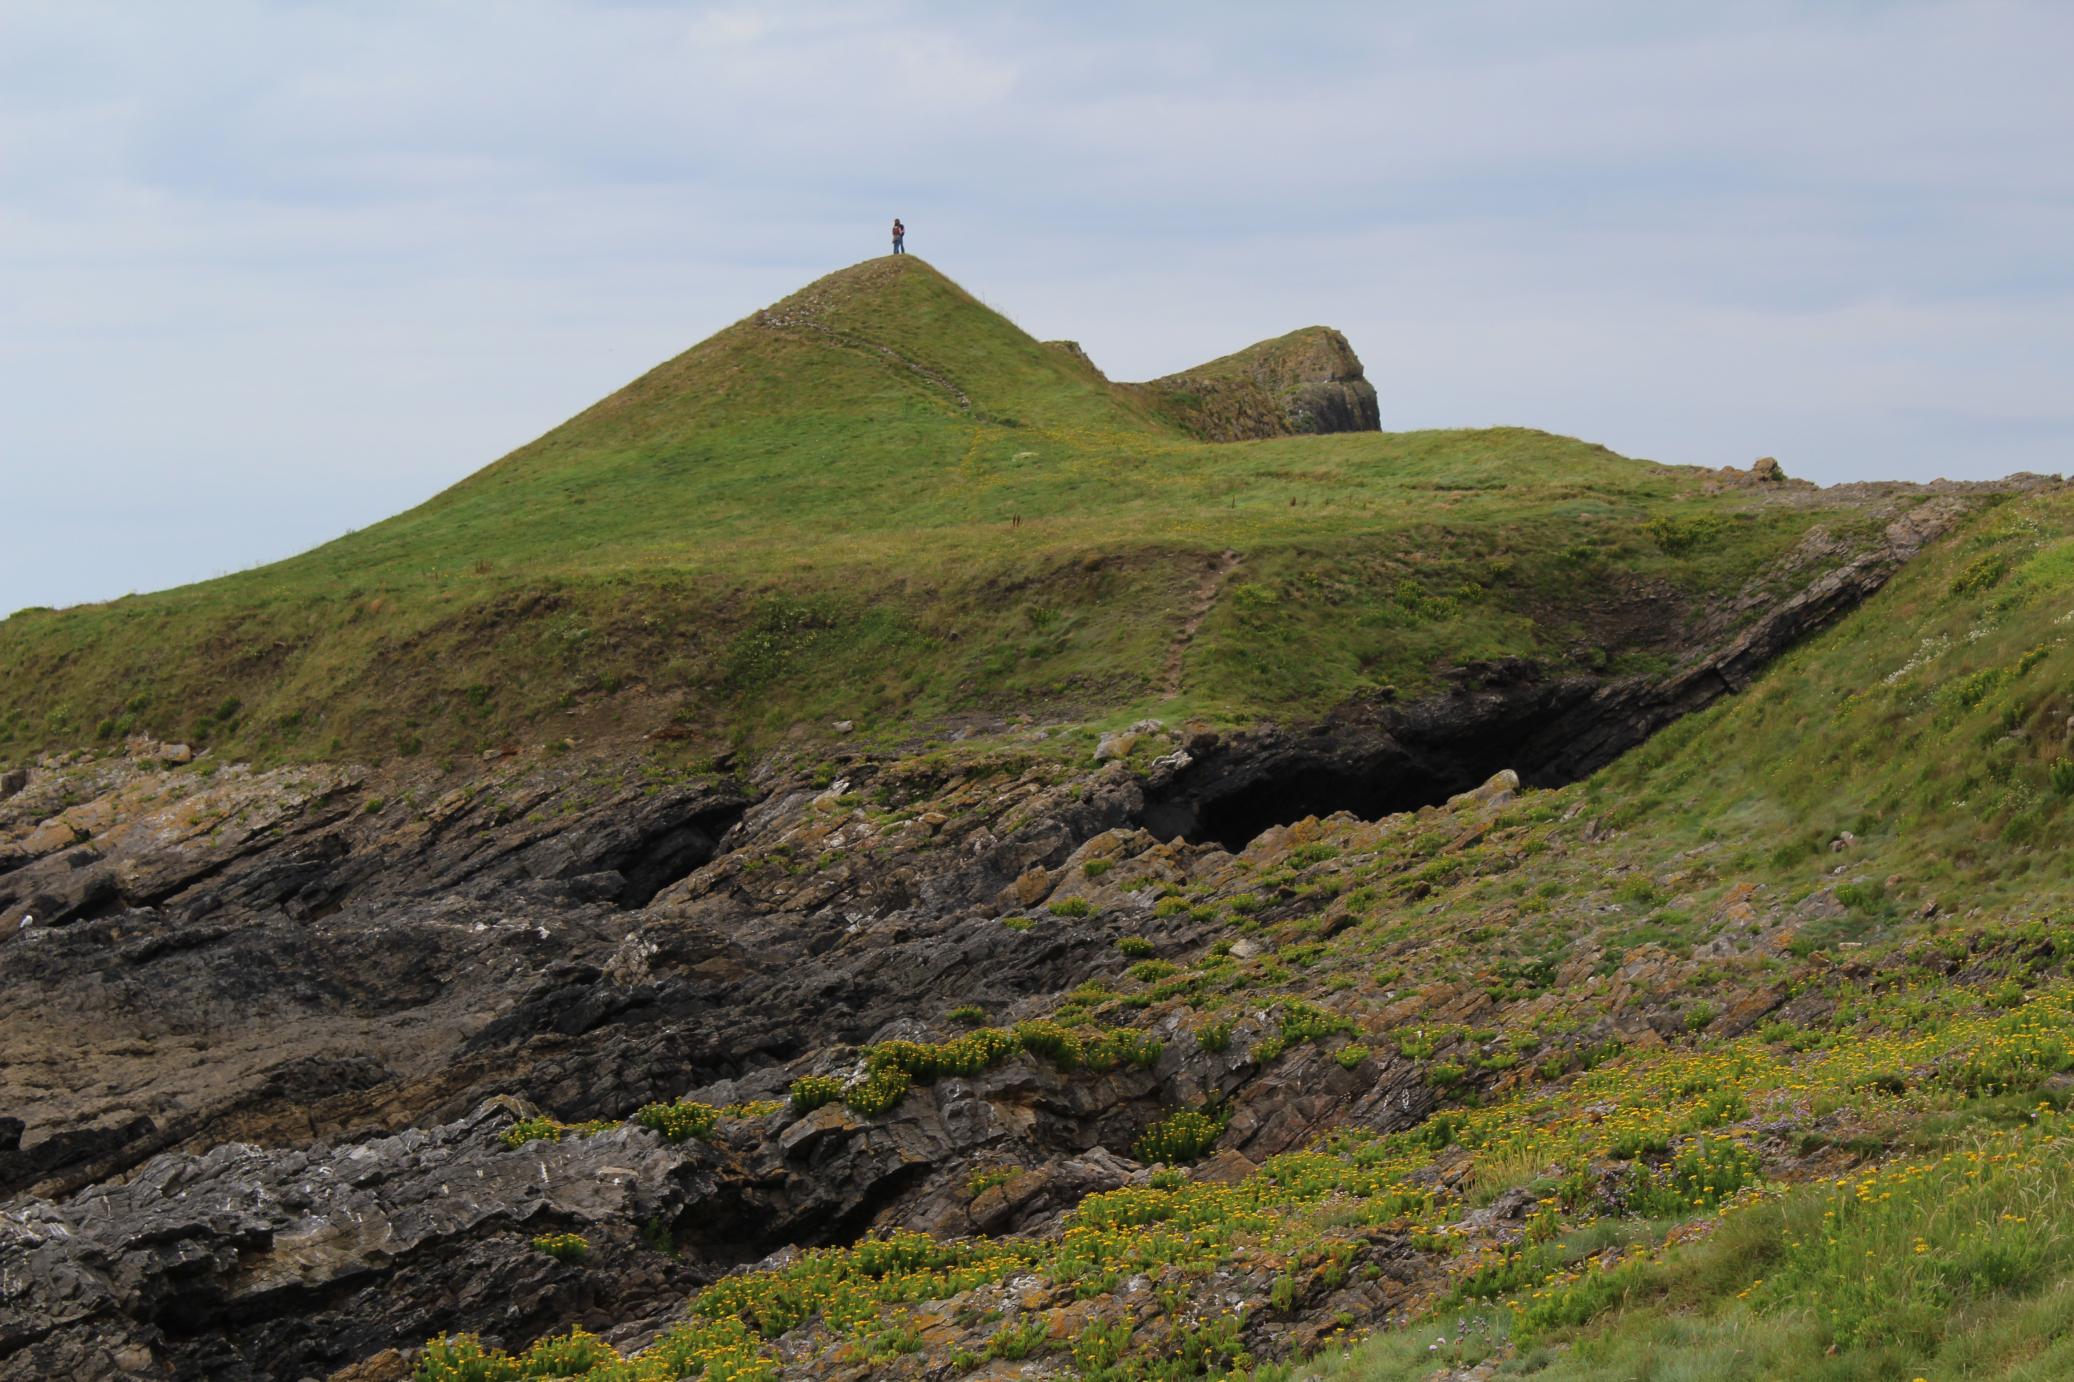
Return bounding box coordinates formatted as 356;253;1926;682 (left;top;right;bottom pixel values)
1137;327;1381;441
1446;768;1519;811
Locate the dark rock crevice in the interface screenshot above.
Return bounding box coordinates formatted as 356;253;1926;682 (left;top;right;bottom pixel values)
1139;668;1587;850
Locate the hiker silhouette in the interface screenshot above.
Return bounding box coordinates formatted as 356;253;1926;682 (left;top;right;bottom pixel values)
891;219;905;254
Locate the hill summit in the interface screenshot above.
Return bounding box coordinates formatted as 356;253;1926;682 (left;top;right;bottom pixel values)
389;254;1384;569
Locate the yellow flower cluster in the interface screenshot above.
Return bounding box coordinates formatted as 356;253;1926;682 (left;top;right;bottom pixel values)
423;982;2074;1377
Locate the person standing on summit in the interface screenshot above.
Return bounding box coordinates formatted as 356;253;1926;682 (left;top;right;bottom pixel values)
891;218;905;254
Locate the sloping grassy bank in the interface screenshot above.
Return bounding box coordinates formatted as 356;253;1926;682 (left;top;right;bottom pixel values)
406;488;2074;1379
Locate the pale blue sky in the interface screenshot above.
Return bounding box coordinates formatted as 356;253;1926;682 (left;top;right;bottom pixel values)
4;1;2070;614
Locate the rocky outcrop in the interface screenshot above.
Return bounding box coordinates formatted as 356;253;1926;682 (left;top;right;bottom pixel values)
0;989;1447;1380
1042;339;1104;378
1133;327;1380;440
0;756;747;929
0;1099;721;1380
1705;455;1814;491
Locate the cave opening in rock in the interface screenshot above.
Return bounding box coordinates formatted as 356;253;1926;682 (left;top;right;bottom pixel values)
1136;692;1603;853
1149;762;1468;853
588;798;751;909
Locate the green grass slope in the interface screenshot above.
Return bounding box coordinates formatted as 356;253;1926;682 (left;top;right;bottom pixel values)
0;258;1890;765
1299;483;2074;1377
411;478;2074;1382
408;486;2074;1381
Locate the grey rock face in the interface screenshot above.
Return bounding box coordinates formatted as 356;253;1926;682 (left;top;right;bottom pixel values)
0;1100;720;1380
1137;326;1381;441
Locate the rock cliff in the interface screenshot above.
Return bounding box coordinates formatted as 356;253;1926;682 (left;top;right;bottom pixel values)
1133;326;1381;440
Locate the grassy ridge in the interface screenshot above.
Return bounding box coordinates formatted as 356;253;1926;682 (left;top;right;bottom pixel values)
0;258;1866;765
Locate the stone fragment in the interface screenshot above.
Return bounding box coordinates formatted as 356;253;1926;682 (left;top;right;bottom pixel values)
1447;768;1519;810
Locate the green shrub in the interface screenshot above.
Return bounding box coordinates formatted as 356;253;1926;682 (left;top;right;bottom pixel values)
1513;1256;1651;1339
1115;935;1156;957
416;1333;507;1381
531;1232;589;1265
967;1166;1015;1198
1334;1042;1371;1070
1081;1027;1163;1071
1625;1135;1763;1217
1133;1105;1231;1164
1268;1271;1297;1311
1082;858;1114;879
1689;1088;1750;1128
1945;666;2006;714
1951;553;2009;594
867;1026;1021;1081
1013;1019;1081;1065
1834;880;1889;914
1613;874;1666;908
1428;1062;1466;1088
984;1319;1048;1361
844;1065;911;1117
501;1116;565;1149
633;1100;720;1143
1195;1018;1234;1053
1942;1019;2074;1096
1646;513;1725;554
1071;1314;1135;1371
789;1074;846;1114
1286;843;1342;866
1048;897;1093;918
1277;999;1355;1044
419;1328;622;1380
948;1003;988;1026
1420;1111;1465;1150
1606;1127;1672;1160
499;1114;614;1149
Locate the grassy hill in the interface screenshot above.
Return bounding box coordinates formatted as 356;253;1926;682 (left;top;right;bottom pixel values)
2;257;1882;767
7;255;2071;1380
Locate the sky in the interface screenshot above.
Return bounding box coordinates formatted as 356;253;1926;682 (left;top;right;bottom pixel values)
3;1;2071;615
